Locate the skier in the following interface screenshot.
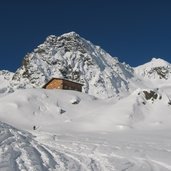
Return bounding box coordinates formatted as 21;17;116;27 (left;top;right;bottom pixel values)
33;125;36;130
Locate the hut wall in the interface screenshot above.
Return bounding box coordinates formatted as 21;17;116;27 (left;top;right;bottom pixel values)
63;80;82;92
45;79;63;89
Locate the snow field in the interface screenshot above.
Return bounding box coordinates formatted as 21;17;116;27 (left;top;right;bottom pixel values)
0;88;171;170
1;121;171;171
0;88;171;132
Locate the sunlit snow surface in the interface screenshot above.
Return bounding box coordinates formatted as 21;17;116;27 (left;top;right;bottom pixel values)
0;89;171;170
0;122;171;171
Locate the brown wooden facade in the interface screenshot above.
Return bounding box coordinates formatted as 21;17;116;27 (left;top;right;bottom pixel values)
42;78;83;92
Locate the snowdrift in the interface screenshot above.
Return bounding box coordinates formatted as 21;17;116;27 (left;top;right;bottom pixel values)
0;89;171;133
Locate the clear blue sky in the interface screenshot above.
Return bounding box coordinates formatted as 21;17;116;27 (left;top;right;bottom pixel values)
1;0;171;71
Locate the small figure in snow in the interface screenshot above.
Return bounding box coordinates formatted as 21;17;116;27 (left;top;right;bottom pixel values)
33;125;36;130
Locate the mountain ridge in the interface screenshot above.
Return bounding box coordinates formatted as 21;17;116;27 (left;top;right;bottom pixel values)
0;32;171;98
9;32;134;98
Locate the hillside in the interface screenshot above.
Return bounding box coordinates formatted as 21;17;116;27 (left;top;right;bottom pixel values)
0;88;171;132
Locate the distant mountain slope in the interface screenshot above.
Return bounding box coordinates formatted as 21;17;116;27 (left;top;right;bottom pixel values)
0;70;14;86
11;32;134;98
0;70;14;94
134;58;171;81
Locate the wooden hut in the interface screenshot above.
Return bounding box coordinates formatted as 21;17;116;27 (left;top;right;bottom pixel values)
42;78;83;92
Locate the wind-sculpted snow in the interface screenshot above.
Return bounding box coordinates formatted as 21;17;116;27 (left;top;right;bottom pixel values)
0;122;59;170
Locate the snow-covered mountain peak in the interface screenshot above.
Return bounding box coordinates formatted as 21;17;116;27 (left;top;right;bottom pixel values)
59;31;80;38
135;58;171;80
11;32;134;98
45;31;80;45
137;57;170;69
150;57;169;67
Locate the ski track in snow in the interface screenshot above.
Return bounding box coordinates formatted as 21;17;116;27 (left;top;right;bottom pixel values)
35;131;171;171
0;123;171;171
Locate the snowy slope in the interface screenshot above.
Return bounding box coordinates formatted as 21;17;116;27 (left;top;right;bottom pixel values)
1;121;171;171
0;89;171;133
0;121;56;170
11;32;134;98
0;89;171;170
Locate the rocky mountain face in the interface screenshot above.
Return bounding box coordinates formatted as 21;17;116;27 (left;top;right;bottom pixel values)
1;32;171;98
11;32;134;98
